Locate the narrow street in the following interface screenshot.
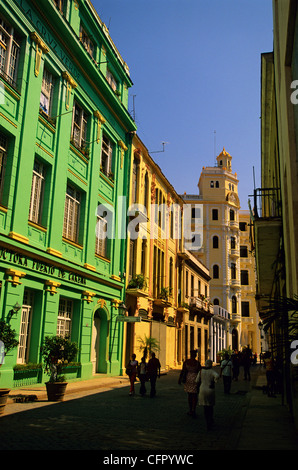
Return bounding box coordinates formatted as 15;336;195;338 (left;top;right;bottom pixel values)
1;365;297;452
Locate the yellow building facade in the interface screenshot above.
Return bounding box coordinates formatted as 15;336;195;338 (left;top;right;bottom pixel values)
123;135;212;369
239;211;260;354
183;149;259;354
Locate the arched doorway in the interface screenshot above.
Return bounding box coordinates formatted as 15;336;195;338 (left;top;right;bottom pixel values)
232;328;239;351
91;307;109;374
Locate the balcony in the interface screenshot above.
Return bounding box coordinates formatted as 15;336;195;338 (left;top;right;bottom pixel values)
188;297;214;316
250;188;282;311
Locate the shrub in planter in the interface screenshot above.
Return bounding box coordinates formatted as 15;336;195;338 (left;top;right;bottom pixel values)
40;335;79;401
0;320;19;414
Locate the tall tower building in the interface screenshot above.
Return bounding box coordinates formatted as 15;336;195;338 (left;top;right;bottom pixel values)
183;148;242;351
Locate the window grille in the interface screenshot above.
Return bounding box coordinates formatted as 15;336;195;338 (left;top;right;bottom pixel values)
29;160;45;224
17;290;34;364
95;215;108;258
63;185;81;242
71;102;88;149
0;16;20;87
57;298;72;338
40;69;54;115
101;135;113;176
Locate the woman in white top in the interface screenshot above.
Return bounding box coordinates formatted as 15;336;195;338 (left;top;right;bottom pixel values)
196;359;219;430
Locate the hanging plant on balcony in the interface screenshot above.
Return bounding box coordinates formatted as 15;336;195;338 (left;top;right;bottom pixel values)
159;287;170;300
127;274;147;290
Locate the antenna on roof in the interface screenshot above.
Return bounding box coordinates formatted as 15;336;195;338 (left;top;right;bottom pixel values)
150;142;169;154
214;130;217;165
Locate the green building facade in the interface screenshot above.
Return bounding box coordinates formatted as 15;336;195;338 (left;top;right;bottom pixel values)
0;0;136;388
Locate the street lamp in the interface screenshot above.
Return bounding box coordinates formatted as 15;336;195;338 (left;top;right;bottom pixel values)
118;302;128;316
7;302;21;321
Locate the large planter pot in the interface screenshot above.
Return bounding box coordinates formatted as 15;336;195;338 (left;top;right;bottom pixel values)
46;382;68;402
0;389;10;415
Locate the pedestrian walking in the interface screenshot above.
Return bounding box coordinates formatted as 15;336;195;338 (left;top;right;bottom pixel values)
126;354;138;396
147;352;161;398
178;350;201;418
195;359;219;430
138;356;148;396
242;346;252;381
231;350;240;381
263;352;276;397
220;353;233;394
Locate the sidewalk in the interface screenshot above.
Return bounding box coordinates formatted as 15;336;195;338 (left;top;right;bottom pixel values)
4;374;130;414
232;366;298;450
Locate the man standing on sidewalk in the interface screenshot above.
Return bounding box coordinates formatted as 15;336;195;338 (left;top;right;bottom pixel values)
220;353;233;394
147;352;161;398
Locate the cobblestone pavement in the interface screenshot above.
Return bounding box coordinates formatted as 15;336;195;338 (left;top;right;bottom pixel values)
0;365;297;452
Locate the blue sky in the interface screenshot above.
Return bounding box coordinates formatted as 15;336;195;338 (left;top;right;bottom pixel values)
92;0;273;209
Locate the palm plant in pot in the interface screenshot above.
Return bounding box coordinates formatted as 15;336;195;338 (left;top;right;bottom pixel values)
0;320;19;414
41;335;79;402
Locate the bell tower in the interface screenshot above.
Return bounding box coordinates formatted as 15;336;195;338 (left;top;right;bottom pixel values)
216;147;232;171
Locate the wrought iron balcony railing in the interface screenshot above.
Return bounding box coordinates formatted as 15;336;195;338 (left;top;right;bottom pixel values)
252;188;282;220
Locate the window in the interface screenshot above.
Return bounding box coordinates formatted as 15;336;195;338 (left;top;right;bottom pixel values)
106;68;117;91
29;160;45;224
144;172;149;212
241;270;249;285
129;239;136;280
213;298;220;305
40;68;54;116
215;181;219;188
213;264;219;279
230;209;235;221
0;16;20;87
63;185;81;242
53;0;66;15
17;290;34;364
210;180;214;188
169;257;173;295
95;214;108;258
101;135;113;176
141;240;147;276
241;301;250;317
79;25;95;59
71;101;88;149
191;274;194;297
240;245;248;257
212;209;218;220
0;133;7;204
232;295;237;313
57;298;72;337
231;236;236;249
231;262;236;279
132;157;139;204
212;235;219;248
239;222;247;231
185;270;189;297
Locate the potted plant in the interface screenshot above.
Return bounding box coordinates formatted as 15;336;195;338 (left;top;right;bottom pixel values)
127;274;147;290
0;320;19;414
40;335;79;402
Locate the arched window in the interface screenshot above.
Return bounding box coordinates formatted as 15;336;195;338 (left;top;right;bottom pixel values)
213;235;219;248
213;264;219;279
213;298;220;305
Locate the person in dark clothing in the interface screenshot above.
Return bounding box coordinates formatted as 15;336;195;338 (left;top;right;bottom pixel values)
147;352;161;397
